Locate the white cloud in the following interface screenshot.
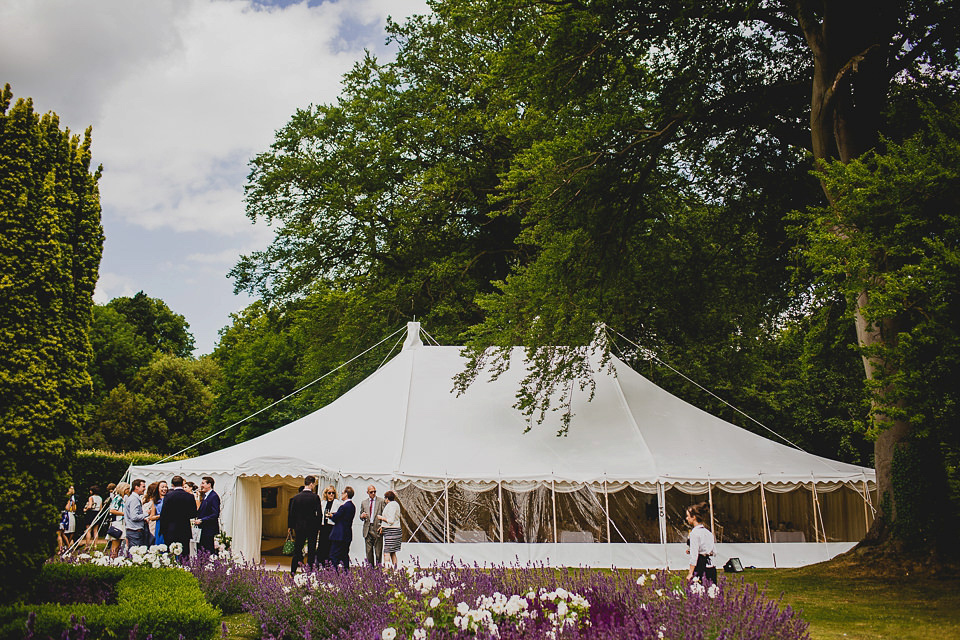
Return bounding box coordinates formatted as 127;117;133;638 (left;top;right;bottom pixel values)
1;0;431;353
94;272;139;305
3;0;429;236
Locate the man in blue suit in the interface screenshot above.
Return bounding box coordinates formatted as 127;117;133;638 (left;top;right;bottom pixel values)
193;476;220;554
326;486;355;572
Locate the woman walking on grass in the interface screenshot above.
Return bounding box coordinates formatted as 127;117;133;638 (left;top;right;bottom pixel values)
685;501;717;585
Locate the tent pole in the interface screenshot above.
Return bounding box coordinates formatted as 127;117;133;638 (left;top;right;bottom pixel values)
603;476;611;545
444;477;450;544
551;476;558;544
498;478;504;544
810;481;817;543
861;478;870;533
813;481;827;546
707;479;715;536
656;482;667;568
759;480;770;544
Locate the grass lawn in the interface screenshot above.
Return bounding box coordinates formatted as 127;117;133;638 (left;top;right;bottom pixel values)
737;564;960;640
219;563;960;640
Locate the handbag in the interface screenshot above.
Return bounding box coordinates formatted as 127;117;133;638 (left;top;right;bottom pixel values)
282;532;295;556
106;524;123;539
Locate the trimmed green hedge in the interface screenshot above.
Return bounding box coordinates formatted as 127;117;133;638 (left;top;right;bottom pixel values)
70;450;187;496
0;563;219;640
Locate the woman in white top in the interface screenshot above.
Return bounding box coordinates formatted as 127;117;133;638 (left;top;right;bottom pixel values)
685;501;717;584
377;490;402;568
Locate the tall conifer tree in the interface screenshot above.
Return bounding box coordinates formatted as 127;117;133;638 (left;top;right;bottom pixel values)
0;84;103;601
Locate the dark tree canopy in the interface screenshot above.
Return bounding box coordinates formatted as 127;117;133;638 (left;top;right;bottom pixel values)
229;0;960;548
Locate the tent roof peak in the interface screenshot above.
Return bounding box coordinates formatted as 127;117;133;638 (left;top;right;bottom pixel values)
402;321;423;350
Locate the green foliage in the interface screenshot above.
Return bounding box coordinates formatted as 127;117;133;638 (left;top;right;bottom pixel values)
106;291;195;357
70;450;186;499
0;85;103;603
87;305;154;402
93;354;221;453
0;563;220;640
891;441;952;549
800;104;960;435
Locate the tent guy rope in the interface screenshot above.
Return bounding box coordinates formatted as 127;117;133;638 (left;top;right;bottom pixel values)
154;324;409;465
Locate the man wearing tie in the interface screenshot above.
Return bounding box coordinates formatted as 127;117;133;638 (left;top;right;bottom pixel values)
193;476;220;554
360;485;384;566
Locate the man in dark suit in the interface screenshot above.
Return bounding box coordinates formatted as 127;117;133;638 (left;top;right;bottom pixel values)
327;486;356;572
288;475;322;574
193;476;220;554
158;475;197;559
360;484;384;565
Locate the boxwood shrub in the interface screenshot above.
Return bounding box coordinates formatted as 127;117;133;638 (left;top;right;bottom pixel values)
0;563;220;640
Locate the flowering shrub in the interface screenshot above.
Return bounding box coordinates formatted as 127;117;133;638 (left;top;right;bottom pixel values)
51;551;808;640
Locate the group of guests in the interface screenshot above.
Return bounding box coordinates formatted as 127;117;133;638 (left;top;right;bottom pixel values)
287;477;401;574
60;475;221;560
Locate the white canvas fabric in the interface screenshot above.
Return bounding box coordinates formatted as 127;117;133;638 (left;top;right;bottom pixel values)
131;322;875;564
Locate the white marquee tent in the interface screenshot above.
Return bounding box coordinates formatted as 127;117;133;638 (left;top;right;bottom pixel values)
131;323;876;568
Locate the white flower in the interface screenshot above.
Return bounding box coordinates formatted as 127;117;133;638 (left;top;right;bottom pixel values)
707;584;720;599
423;617;434;628
443;587;453;597
689;581;705;596
414;576;437;594
413;630;426;640
381;628;397;640
457;602;470;615
429;597;441;608
556;601;568;617
657;632;664;639
655;589;664;597
282;586;291;594
170;542;183;556
637;575;647;586
303;595;312;605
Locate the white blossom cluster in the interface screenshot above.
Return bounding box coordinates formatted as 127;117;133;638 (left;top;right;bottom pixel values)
291;571;334;593
688;580;721;599
79;544;186;568
384;581;591;640
534;587;591;630
638;572;721;600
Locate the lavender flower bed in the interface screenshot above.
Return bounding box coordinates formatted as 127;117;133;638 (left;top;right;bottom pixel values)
60;549;808;639
189;557;808;640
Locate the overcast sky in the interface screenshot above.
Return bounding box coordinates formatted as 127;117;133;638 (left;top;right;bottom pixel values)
1;0;429;354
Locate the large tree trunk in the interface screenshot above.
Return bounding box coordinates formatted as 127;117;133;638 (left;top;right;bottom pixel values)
798;0;902;541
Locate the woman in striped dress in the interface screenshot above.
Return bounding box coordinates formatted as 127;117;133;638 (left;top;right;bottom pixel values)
377;490;401;568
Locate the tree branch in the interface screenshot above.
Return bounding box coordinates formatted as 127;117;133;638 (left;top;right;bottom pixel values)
822;44;884;115
792;0;824;58
889;23;945;76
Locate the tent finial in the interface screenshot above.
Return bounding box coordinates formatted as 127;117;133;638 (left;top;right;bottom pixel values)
402;321;423;350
